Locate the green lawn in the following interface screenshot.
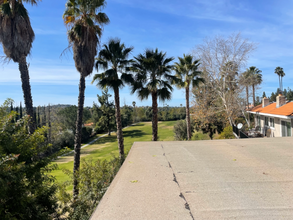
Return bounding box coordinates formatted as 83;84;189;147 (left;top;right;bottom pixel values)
52;121;176;186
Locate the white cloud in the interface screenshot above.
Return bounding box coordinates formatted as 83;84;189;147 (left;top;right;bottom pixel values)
111;0;246;23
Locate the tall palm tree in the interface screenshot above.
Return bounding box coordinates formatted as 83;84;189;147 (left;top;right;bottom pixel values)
92;38;133;162
63;0;109;199
248;66;262;106
274;66;285;94
240;69;252;108
131;49;175;141
173;54;204;140
0;0;39;134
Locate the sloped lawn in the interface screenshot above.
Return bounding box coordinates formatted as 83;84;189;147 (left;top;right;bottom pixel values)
52;121;176;186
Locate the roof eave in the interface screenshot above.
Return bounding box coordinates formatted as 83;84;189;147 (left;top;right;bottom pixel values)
246;111;293;119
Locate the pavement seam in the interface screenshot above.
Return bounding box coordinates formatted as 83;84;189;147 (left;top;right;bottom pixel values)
161;144;195;220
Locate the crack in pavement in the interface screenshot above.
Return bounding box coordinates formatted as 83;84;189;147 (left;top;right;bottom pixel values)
161;144;195;220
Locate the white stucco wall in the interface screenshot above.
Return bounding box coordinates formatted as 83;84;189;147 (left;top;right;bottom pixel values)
253;115;292;137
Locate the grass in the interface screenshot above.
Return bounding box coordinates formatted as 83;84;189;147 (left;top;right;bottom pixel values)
51;121;176;187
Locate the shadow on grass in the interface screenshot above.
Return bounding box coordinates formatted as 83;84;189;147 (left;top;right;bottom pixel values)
92;135;117;145
123;129;146;138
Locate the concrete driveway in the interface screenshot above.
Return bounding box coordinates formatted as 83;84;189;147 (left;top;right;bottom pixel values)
91;137;293;220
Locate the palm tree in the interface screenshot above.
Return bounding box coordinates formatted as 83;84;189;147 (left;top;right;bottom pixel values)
92;38;133;162
63;0;109;199
240;69;252;108
131;49;175;141
247;66;262;106
274;67;285;94
0;0;39;134
173;54;204;140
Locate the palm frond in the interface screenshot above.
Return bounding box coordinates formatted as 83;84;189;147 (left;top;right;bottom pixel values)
157;87;172;101
137;87;151;101
93;38;134;91
121;73;134;85
95;58;108;70
192;77;205;87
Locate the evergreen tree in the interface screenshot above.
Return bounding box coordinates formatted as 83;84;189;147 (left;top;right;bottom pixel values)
94;89;115;136
10;102;14;123
283;88;287;98
270;92;277;102
43;106;46;126
19;102;23;119
287;88;293;101
262;91;266;98
33;108;37;125
48;104;51;142
37;106;40;128
15;106;19;121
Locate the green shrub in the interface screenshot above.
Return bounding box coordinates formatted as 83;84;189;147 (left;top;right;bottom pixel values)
218;126;235;139
58;157;121;220
173;120;194;141
192;132;210;140
0;112;68;220
52;130;75;150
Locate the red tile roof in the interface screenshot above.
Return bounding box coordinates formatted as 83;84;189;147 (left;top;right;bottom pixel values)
248;102;293;116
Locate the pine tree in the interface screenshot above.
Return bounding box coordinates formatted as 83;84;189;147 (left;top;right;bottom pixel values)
283;88;287;98
43;106;47;126
11;102;15;123
33;108;37;125
20;102;23;119
262;92;266;98
15;106;19;121
270;92;277;102
37;107;40;128
48;104;51;142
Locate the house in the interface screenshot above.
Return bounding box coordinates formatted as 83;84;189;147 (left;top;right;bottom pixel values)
247;95;293;137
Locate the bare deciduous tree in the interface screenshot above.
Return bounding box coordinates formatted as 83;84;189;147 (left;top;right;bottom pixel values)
193;33;256;126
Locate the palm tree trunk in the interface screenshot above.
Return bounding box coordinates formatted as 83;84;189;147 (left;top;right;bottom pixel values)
252;84;255;107
281;76;283;93
18;55;35;134
114;88;124;162
186;85;191;140
152;91;158;141
246;86;249;107
278;75;281;94
73;74;86;200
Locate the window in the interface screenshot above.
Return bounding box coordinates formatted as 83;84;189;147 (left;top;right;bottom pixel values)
265;117;268;126
270;118;274;128
281;121;291;137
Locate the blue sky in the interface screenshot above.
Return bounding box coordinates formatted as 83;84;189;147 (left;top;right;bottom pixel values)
1;0;293;107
